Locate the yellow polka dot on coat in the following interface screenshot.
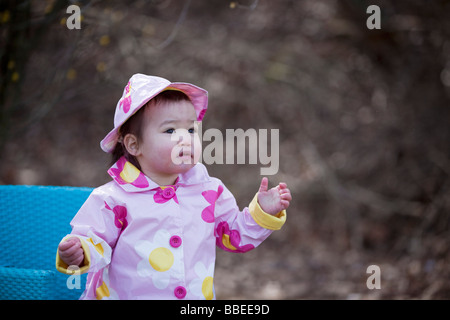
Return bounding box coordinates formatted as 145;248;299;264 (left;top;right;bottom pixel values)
202;276;214;300
96;281;110;300
135;229;182;290
149;247;174;272
88;238;104;256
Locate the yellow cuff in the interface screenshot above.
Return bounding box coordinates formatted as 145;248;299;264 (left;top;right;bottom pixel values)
249;193;287;230
55;236;91;275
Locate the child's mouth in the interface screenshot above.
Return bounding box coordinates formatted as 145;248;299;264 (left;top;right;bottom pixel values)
179;149;192;158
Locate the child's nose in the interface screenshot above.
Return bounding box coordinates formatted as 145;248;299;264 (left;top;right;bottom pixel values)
176;129;192;145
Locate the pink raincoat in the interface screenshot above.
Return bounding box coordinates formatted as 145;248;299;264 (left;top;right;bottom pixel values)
56;156;286;300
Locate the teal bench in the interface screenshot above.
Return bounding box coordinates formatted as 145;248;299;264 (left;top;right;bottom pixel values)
0;185;93;299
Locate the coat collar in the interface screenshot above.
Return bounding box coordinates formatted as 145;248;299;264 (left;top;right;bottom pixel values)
108;156;211;193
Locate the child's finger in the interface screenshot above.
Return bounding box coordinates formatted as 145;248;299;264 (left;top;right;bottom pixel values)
60;246;79;260
70;249;85;266
72;254;84;267
259;177;269;193
280;191;292;201
280;199;290;210
278;184;290;193
59;237;81;252
58;240;73;251
278;182;287;190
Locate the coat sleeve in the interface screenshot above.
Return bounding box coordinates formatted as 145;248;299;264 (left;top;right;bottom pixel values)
213;181;286;253
56;188;125;275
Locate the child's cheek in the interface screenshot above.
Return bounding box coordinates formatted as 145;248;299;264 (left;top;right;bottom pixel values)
161;135;178;157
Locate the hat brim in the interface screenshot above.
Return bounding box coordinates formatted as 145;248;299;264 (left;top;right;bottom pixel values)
100;127;120;153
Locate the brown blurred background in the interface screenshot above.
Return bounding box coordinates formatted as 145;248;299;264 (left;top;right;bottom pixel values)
1;0;449;299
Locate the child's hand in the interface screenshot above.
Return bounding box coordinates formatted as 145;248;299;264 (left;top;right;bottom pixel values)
257;177;292;215
58;237;84;267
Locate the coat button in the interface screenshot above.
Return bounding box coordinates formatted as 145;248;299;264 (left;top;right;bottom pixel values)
174;286;186;299
162;187;175;199
170;235;182;248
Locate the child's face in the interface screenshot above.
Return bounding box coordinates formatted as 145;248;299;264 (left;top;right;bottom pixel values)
134;99;201;184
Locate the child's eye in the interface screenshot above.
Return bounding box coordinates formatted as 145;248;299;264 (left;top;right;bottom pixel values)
165;128;175;134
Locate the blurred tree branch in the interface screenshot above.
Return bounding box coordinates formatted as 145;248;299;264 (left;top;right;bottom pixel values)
156;0;191;49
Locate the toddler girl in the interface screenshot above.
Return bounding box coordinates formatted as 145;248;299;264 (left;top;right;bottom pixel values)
56;74;291;300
